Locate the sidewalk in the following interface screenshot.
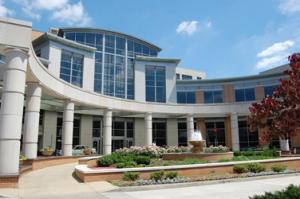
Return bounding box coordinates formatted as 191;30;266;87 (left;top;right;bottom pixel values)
0;163;117;199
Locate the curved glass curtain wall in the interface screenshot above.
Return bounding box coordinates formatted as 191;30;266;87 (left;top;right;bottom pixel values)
63;31;159;100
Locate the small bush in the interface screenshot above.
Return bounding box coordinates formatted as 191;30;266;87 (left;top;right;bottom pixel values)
116;162;126;168
133;156;151;165
249;184;300;199
150;170;165;181
246;163;266;173
233;164;248;174
123;172;140;181
165;171;178;179
97;156;114;167
271;164;287;173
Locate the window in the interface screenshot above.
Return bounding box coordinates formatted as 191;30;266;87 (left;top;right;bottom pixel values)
182;75;192;80
92;119;102;138
134;42;142;56
115;56;126;98
105;35;115;54
60;50;84;87
177;92;196;104
94;52;102;93
150;49;158;57
116;37;125;55
95;34;103;51
178;122;187;146
65;32;75;41
153;121;167;146
127;58;134;99
176;73;180;80
85;33;96;47
205;121;226;146
127;40;134;57
204;90;223;103
235;88;255;102
197;77;202;80
146;66;166;103
112;119;134;151
264;85;278;97
238;120;259;150
75;33;85;44
103;54;114;96
142;46;150;56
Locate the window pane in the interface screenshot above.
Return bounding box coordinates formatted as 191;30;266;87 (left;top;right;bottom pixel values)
245;88;255;101
235;89;245;102
204;91;213;103
214;90;224;103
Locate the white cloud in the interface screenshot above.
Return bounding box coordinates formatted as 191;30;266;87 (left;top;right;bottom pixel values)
51;1;91;26
12;0;92;26
279;0;300;14
0;0;13;17
256;54;288;69
34;0;68;10
257;40;294;57
176;20;199;35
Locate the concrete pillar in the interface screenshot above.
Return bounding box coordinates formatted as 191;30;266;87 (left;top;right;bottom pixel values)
145;112;152;146
187;114;194;142
80;115;93;148
42;111;57;149
22;83;42;159
167;118;178;146
103;109;112;154
230;112;240;151
62;101;74;156
0;48;28;176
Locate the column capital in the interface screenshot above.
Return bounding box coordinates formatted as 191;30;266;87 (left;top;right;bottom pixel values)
3;47;29;57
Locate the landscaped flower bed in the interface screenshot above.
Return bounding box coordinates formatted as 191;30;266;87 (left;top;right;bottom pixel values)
96;146;278;169
110;163;299;187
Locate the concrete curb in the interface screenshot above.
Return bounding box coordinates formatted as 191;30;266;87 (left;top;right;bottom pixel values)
112;172;300;192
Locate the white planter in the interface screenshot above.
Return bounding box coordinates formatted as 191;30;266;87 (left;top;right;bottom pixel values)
280;139;290;152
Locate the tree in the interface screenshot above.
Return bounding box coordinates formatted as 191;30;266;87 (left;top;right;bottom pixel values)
248;53;300;151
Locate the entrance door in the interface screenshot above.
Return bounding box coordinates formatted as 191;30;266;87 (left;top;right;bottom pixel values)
92;138;103;154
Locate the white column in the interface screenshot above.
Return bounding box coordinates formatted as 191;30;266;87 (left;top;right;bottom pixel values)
145;112;152;146
62;101;74;156
103;109;112;155
22;83;42;159
187;114;194;142
0;48;28;176
231;112;240;151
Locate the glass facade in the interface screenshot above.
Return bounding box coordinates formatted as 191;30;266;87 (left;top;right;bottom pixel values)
177;91;196;104
235;88;255;102
264;85;278;97
64;31;159;100
205;121;226;146
60;50;83;87
146;66;166;103
152;120;167;146
238;120;259;150
204;90;223;103
112;119;134;151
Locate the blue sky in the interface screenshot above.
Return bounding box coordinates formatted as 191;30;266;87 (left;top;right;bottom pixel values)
1;0;300;78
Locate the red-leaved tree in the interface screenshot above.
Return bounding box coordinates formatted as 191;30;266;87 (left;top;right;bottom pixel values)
248;53;300;151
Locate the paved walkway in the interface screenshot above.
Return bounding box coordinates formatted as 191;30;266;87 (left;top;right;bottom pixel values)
2;164;300;199
0;163;117;199
102;175;300;199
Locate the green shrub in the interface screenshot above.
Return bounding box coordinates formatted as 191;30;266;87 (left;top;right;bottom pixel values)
246;163;266;173
249;184;300;199
124;161;138;168
271;164;287;173
180;158;208;165
133;156;151;165
233;164;248;174
97;156;114;167
165;171;178;179
116;162;126;168
123;172;140;181
150;170;165;181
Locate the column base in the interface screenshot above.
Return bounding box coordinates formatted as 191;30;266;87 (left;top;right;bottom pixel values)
0;140;20;176
23;143;38;159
